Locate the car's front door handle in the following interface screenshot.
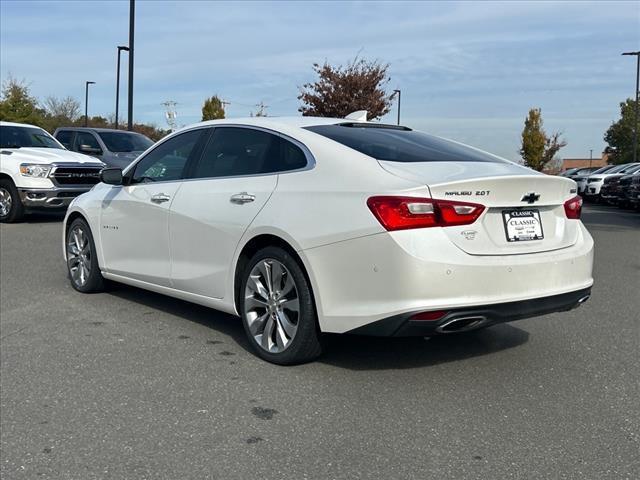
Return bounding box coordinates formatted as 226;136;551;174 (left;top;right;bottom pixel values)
150;193;171;204
230;192;256;204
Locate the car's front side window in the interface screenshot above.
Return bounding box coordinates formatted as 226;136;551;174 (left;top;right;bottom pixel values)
130;129;203;184
55;130;73;149
75;132;100;151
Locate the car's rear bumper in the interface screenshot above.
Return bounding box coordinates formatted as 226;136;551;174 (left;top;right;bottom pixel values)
19;187;89;209
348;287;591;336
303;223;594;334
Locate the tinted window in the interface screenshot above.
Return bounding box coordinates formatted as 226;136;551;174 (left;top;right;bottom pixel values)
192;127;286;179
75;132;100;150
55;130;73;149
0;126;62;149
591;166;615;174
130;129;203;184
305;124;508;163
98;131;153;152
280;138;307;171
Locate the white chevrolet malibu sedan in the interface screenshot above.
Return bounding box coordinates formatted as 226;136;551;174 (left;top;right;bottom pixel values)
63;116;594;364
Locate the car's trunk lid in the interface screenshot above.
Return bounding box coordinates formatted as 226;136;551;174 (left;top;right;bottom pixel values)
379;160;579;255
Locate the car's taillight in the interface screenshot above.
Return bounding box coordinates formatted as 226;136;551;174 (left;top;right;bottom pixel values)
367;196;485;231
564;195;582;219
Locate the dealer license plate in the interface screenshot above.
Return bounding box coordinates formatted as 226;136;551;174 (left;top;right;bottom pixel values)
502;209;544;242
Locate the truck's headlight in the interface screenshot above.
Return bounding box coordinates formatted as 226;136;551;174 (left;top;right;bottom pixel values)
19;164;52;178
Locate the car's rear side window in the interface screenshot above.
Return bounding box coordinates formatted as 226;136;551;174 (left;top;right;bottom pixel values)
190;127;307;179
305;124;508;163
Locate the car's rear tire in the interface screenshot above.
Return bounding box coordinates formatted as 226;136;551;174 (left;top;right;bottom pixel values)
66;217;106;293
0;179;25;223
239;246;322;365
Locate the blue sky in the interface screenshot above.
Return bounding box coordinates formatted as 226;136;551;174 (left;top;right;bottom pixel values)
1;0;638;160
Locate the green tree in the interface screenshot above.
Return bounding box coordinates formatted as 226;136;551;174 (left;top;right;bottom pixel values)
604;98;639;164
519;108;567;171
201;95;225;121
298;56;393;120
0;76;46;126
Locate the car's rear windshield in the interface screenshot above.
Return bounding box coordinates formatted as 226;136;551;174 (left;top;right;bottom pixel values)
97;131;153;153
0;125;62;149
304;123;509;163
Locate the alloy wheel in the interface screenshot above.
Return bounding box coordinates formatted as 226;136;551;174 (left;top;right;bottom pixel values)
67;226;92;287
244;258;300;353
0;187;12;217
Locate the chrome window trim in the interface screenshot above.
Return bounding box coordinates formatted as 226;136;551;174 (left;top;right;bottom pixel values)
122;124;316;185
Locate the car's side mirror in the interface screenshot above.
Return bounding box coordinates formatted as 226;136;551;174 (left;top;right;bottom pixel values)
79;144;103;155
100;168;123;185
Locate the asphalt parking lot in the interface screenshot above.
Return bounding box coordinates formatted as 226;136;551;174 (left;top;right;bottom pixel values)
1;205;638;480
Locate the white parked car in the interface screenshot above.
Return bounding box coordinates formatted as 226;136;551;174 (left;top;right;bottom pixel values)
62;117;594;364
583;162;640;200
0;121;104;222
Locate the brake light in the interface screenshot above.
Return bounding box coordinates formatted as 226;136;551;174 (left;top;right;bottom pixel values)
367;196;485;231
563;196;582;219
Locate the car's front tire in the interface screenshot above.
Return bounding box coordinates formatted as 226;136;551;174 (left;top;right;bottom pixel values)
66;217;106;293
0;179;25;223
239;246;322;365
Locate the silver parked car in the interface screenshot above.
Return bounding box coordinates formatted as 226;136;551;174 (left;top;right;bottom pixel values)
54;127;154;169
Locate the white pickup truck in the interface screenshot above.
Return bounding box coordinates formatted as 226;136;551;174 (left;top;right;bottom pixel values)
0;121;104;222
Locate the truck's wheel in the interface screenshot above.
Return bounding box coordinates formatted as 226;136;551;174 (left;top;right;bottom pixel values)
0;179;25;223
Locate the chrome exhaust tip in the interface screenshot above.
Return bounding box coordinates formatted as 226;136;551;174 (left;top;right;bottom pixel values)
436;316;487;334
577;294;590;304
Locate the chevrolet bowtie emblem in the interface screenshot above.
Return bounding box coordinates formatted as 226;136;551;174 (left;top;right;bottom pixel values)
521;192;540;204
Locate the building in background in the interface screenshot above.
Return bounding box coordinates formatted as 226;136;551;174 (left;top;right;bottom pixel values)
561;153;609;172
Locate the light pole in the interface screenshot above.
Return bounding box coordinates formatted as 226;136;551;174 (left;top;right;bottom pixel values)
622;51;640;163
115;45;129;130
589;149;593;169
84;81;95;127
127;0;135;131
393;89;401;125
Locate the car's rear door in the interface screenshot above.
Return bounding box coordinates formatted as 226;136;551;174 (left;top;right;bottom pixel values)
99;128;206;286
169;126;308;299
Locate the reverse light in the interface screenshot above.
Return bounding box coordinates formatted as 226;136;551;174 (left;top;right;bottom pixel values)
367;196;485;231
564;195;582;219
20;163;52;178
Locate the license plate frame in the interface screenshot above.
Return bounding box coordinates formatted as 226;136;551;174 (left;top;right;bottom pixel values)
502;209;544;242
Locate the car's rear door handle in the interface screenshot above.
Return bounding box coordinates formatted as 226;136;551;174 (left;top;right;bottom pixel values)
150;193;171;204
230;192;255;204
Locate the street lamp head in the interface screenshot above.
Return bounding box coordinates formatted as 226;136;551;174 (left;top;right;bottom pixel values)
86;81;96;85
621;51;640;56
118;45;130;51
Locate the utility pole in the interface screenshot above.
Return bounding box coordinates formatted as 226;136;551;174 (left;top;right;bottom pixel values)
84;81;95;127
393;89;401;125
589;149;593;169
161;101;178;131
254;101;268;117
127;0;135;131
115;45;129;130
622;51;640;163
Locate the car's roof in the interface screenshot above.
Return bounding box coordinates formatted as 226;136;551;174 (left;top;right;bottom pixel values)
0;121;42;129
55;126;144;133
182;116;358;131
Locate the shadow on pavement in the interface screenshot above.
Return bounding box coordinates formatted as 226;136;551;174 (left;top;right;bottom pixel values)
106;283;251;351
23;211;66;224
320;324;529;370
106;283;529;369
